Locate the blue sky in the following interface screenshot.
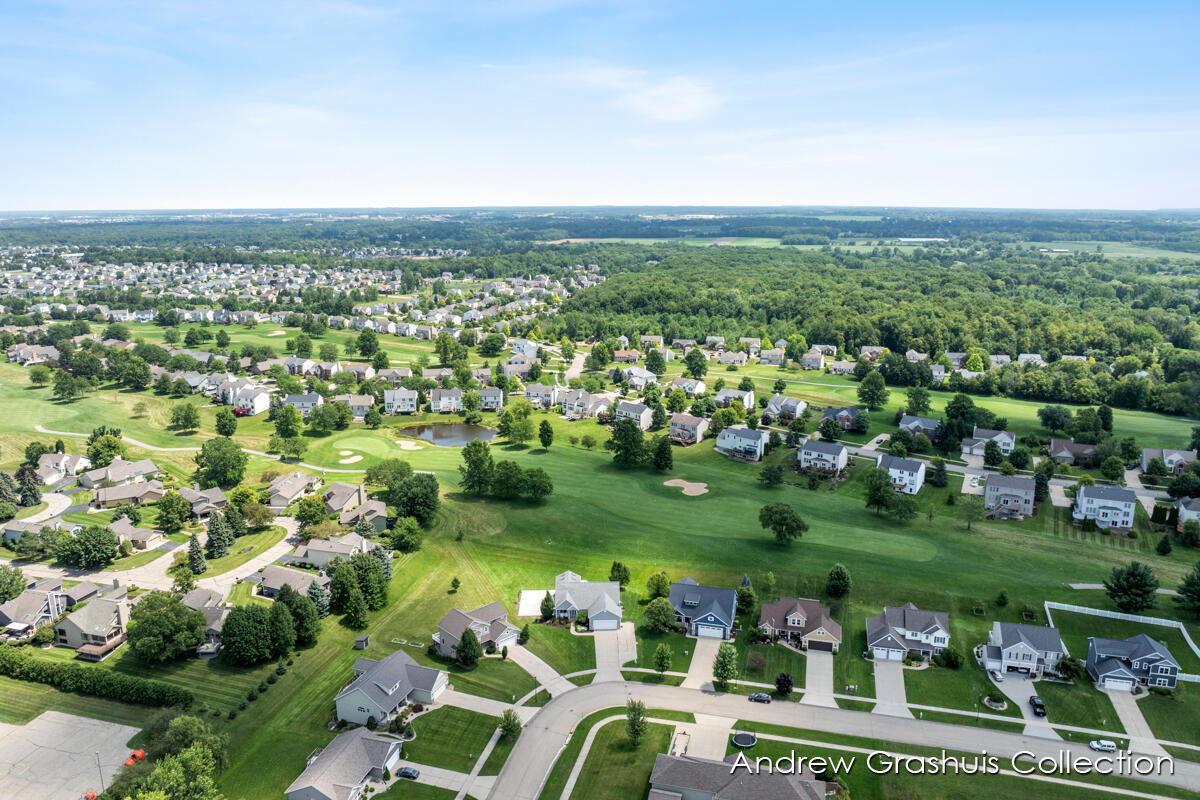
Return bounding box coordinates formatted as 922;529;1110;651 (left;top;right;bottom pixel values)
3;1;1198;210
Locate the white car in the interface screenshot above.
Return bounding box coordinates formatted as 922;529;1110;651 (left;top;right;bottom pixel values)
1089;739;1118;753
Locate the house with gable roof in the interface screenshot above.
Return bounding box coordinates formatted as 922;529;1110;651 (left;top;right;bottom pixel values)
669;577;736;639
552;571;622;631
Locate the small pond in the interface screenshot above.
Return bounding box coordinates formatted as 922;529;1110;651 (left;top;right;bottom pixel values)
400;423;498;447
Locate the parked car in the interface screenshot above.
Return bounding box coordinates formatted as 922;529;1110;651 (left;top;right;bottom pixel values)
1028;696;1046;717
748;693;772;703
397;767;420;781
970;476;981;487
1089;739;1118;753
989;670;1003;682
875;437;885;444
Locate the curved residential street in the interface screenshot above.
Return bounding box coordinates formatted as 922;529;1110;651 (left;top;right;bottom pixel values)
486;680;1200;800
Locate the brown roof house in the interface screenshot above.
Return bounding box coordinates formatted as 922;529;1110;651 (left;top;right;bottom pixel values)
758;598;841;652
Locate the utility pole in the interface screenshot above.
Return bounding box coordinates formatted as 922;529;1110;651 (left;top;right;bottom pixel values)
95;751;106;792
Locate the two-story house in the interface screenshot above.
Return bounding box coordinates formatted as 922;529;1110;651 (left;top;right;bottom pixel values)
715;425;769;462
758;597;841;652
383;388;419;414
615;400;653;431
797;440;848;474
668;413;709;446
983;474;1036;518
983;621;1065;677
1086;634;1180;690
866;602;950;660
876;453;925;494
1073;485;1137;531
961;426;1015;457
668;578;736;639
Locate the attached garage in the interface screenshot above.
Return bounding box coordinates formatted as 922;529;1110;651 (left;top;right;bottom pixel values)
873;647;903;661
696;624;726;639
806;640;834;652
590;617;619;631
1102;677;1134;691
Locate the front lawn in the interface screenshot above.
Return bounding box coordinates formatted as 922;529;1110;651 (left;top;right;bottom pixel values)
480;727;519;775
203;525;287;577
1051;609;1200;675
403;706;499;774
1139;685;1200;746
739;639;807;687
831;603;875;699
566;720;673;800
1034;676;1125;735
523;621;596;675
904;662;1022;719
375;783;458;800
426;656;539;704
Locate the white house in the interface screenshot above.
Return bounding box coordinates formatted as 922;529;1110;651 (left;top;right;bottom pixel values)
876;453;925;494
231;386;271;416
714;425;769;461
525;383;559;409
960;426;1015;457
383;388;419;414
615;401;653;430
798;440;847;474
1073;485;1137;531
430;388;463;413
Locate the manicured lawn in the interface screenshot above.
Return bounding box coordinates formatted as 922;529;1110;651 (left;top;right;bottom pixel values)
835;698;876;712
738;630;807;687
538;707;626;800
568;672;595;686
103;547;168;571
622;671;684;686
374;782;458;800
905;663;1022;719
913;707;1026;733
1051;609;1200;675
479;728;519;776
430;655;540;704
1139;684;1200;746
226;581;271;606
523;622;596;675
1034;676;1125;734
203;525;287;577
0;674;149;733
404;706;499;774
831;603;875;700
566;720;673;800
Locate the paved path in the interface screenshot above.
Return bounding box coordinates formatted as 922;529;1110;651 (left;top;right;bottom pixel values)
507;643;575;697
562;352;586;383
870;661;912;718
799;650;836;707
988;673;1060;739
0;711;140;800
441;688;539;724
1068;583;1179;596
381;760;494;796
201;517;300;598
25;492;70;523
592;629;621;683
615;621;637;669
484;680;1200;800
456;729;502;800
1049;482;1071;508
680;637;720;690
1107;690;1170;757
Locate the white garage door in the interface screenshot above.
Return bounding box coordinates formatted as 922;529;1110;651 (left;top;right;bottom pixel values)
591;618;618;631
873;647;903;661
1104;678;1134;691
696;624;725;639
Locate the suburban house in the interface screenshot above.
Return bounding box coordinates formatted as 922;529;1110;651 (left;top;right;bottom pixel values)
179;486;227;520
334;649;448;725
617;365;657;392
714;388;754;410
383;388;419;414
613;348;641;363
866;602;950;660
110;516;165;550
560;389;608;419
332;394;375;420
94;480;165;509
668;413;709;446
876;453;926;494
1175;497;1200;531
283;393;324;416
0;577;70;637
182;588;228;653
669;376;705;397
231;386;271;416
323;482;369;515
479;387;504;411
430;388;463;413
434;601;520;659
257;565;332;599
552;570;622;631
859;345;886;361
758;348;785;366
648;754;825;800
1086;634;1180;690
800;349;825;370
377;367;413;386
669;577;736;639
898;415;939;438
285;728;402;800
268;472;322;511
615;400;653;431
297;531;371;569
828;359;857;375
821;407;861;430
525;383;559;408
983;474;1036;518
758;597;841;652
55;595;131;661
718;350;748;367
640;335;664;349
35;452;90;485
960;426;1015;457
714;425;769;462
1073;485;1137;531
1048;438;1096;466
764;394;806;421
1141;448;1198;475
797;440;848;474
983;621;1065;676
79;457;159;489
340;499;388;532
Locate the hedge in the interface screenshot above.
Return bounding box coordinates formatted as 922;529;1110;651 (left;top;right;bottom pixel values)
0;644;192;708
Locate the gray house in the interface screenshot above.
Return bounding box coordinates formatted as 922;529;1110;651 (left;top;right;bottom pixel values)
648;754;825;800
866;602;950;660
1086;634;1180;690
553;571;622;631
797;440;848;474
899;414;940;438
984;474;1036;518
334;650;448;725
669;578;736;639
983;621;1065;676
285;728;402;800
434;601;520;659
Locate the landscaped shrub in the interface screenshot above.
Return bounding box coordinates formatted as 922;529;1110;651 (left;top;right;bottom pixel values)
986;689;1005;704
0;644;192;708
239;701;247;710
258;681;268;692
228;710;237;719
367;715;377;730
933;648;963;669
247;689;258;701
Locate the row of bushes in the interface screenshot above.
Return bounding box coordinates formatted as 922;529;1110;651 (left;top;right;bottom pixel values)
0;644;192;707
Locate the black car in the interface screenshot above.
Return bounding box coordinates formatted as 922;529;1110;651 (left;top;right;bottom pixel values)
1028;696;1047;717
397;767;420;781
748;692;772;703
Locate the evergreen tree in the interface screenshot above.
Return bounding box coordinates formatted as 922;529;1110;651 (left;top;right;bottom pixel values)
652;435;673;472
343;582;368;629
350;552;388;610
353;518;376;539
456;628;483;667
370;544;393;581
187;533;207;575
826;564;852;598
224;504;247;539
205;511;230;559
268;600;296;658
330;564;359;613
1156;535;1173;556
1104;561;1159;613
540;590;554;621
538;419;554;449
1176;561;1200;619
307;579;331;618
928;457;948;488
0;473;18;505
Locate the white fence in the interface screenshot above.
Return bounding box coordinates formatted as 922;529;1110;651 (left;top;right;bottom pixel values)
1044;601;1200;681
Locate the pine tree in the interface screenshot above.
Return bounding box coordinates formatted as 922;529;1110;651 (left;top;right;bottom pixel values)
652;435;673;472
370;544;393;581
353;518;376;539
540;590;554;621
269;600;296;658
224;504;247;539
187;533;207;575
456;628;483;667
0;473;17;505
330;564;358;613
343;582;368;629
1176;561;1200;620
1156;535;1173;556
205;511;230;559
307;579;331;618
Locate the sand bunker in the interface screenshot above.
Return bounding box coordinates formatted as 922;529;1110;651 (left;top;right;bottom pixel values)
266;330;287;337
338;455;364;464
396;439;424;451
339;450;354;456
665;478;709;496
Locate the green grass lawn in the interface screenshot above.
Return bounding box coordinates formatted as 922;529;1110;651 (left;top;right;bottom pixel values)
226;581;271;606
375;782;459;800
103;547;168;571
622;671;685;686
566;720;673;800
202;526;286;577
914;707;1026;733
1051;609;1200;675
403;706;499;774
1139;684;1200;745
1034;676;1125;735
831;603;875;700
0;674;150;733
904;662;1022;719
538;707;626;800
479;728;519;776
523;621;597;675
835;698;876;712
740;639;807;687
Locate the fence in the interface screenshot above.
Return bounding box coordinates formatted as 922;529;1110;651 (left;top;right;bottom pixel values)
1043;601;1200;681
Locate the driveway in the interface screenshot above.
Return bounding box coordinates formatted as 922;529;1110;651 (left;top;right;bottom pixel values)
858;435;888;452
1107;689;1169;756
0;711;140;800
961;454;984;469
961;471;985;495
593;629;621;682
616;621;637;668
871;661;912;718
26;492;71;523
1124;469;1158;514
516;590;550;618
988;673;1060;739
800;650;836;707
681;637;721;690
684;714;733;759
1048;483;1071;508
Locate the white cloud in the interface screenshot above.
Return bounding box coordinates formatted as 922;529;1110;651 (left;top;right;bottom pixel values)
563;64;721;122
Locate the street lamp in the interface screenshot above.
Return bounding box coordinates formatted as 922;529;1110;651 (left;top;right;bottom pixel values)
95;751;106;792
